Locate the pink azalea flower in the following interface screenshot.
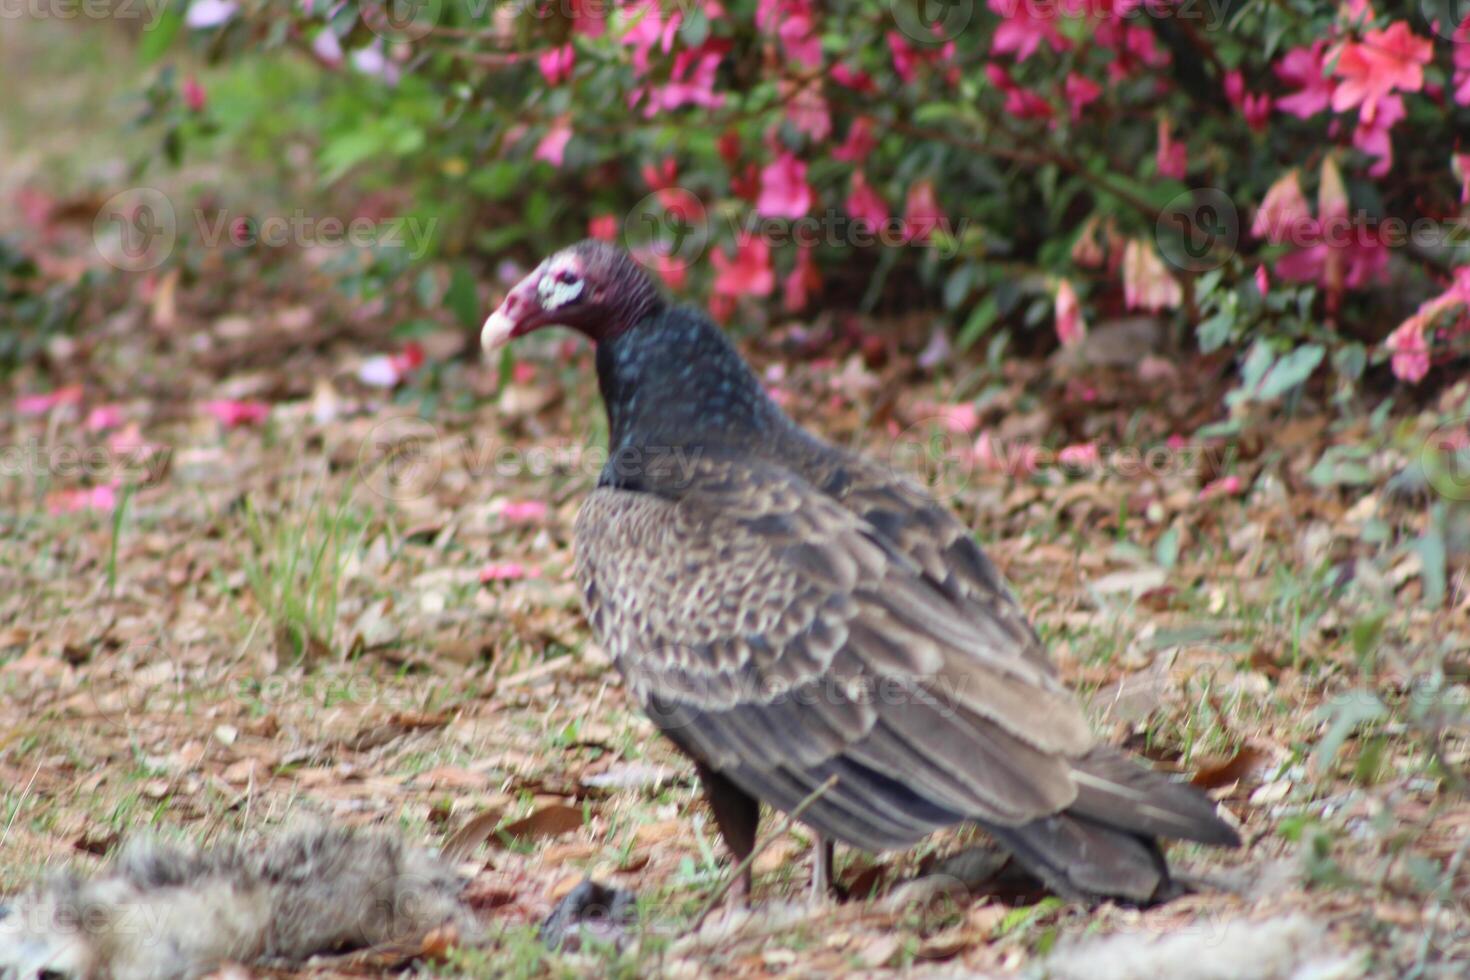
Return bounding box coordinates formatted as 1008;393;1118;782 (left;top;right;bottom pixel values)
1330;23;1432;122
570;0;607;38
47;481;121;516
1263;160;1388;295
973;432;1039;477
784;84;830;141
832;117;877;163
988;0;1070;62
783;246;821;313
534;117;573;167
1156;120;1187;179
987;64;1053;120
1351;92;1404;177
512;362;538;385
901;180;946;244
501;500;549;523
1454;18;1470;106
185;0;236;29
1122;238;1182;311
887;31;919;83
1054;279;1086;346
1385;313;1431;383
846;170;890;231
182;76;207;112
642;42;728;114
758;0;822;69
311;28;343;67
84;404;125;432
201;399;270;427
479;561;540;583
711;234;775;300
1063;73;1102;120
621;0;681;76
588;214;619;241
1274;42;1334;118
16;384;83;416
1454;154;1470;205
1255;265;1270;296
538;44;575;86
756;152;813;218
831;63;876;93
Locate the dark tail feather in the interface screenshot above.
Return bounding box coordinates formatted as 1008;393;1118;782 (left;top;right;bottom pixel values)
979;813;1172;903
1066;747;1241;847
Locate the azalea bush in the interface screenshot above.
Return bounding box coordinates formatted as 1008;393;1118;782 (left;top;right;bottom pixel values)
143;0;1470;394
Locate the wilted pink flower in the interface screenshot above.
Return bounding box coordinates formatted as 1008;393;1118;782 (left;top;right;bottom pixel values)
914;401;979;434
1058;442;1100;468
758;0;822;68
846;170;889;231
783;246;821;313
974;432;1039;477
987;64;1053;119
534;117;573;167
756;152;812;218
1156;120;1187;179
1122;239;1182;311
832;117;877;163
501;500;549;523
888;31;919;83
47;481;121;516
1054;279;1086;346
1330;23;1432;121
480;561;540;582
784;84;830;141
711;234;774;299
201;399;270;427
1063;73;1102;120
588;214;619;241
84;405;125;432
1251;170;1311;242
1198;474;1244;500
312;28;344;66
1385;314;1431;383
16;384;82;416
358;342;425;388
901;180;946;243
1255;265;1270;296
643;41;728;114
538;44;575;86
621;0;681;75
512;362;538;385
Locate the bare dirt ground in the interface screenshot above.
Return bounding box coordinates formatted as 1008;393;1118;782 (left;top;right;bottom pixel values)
2;17;1467;980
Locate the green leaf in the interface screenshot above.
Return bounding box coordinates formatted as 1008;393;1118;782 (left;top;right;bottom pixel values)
956;295;999;351
138;8;184;65
1257;343;1324;400
1313;692;1386;776
1155;527;1180;569
444;264;480;332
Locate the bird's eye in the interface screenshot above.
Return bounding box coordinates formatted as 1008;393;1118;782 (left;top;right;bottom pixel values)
557;270;579;285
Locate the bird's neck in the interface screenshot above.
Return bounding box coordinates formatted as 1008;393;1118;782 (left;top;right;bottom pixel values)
595;308;788;473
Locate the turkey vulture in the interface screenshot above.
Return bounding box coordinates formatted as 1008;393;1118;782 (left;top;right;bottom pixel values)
482;240;1239;903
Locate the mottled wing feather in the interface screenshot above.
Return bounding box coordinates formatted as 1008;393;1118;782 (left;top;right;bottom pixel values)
574;453;1095;846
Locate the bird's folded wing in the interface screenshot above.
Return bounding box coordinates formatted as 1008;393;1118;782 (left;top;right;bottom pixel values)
574;453;1095;827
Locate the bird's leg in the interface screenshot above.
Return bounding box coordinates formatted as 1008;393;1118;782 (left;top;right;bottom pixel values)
695;762;760;906
810;834;835;904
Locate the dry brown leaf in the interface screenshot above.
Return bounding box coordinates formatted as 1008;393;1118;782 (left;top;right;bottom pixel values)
441;807;507;863
497;803;586;845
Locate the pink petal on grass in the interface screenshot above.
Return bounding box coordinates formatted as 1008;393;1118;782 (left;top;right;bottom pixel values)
500;500;549;523
479;562;540;583
17;384;83;416
201;399;270;427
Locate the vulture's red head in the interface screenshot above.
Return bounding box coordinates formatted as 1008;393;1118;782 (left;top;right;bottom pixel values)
481;240;660;352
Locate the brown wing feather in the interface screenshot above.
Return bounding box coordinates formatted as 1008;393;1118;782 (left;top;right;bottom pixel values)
574;453;1094;848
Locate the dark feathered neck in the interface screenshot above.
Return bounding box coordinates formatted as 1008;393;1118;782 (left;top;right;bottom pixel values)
595;307;789;468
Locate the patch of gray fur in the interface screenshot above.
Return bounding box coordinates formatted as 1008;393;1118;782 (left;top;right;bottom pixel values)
1037;914;1367;980
0;821;479;980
